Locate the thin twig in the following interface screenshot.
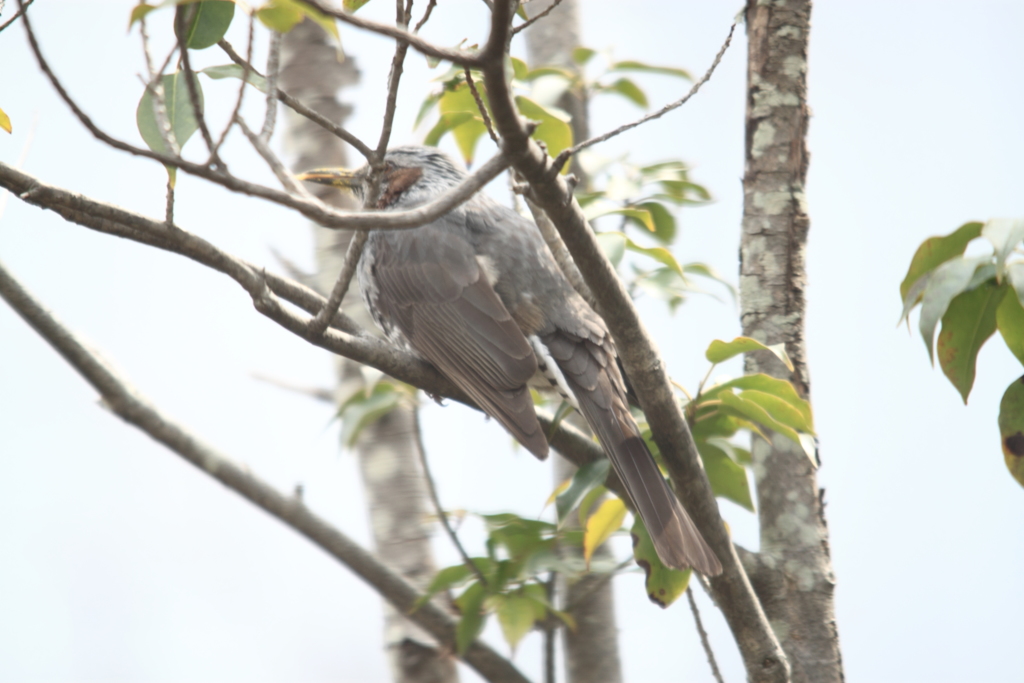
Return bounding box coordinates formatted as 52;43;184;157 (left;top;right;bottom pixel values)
236;116;309;196
164;177;174;225
260;30;283;143
412;408;490;589
510;0;562;36
302;0;480;66
139;17;179;156
552;22;736;172
413;0;437;32
373;0;413;159
0;259;532;683
465;67;498;143
212;13;255;156
176;8;222;168
543;571;556;683
562;557;633;612
688;586;726;683
0;0;31;33
250;372;335;403
218;39;374;160
307;230;368;337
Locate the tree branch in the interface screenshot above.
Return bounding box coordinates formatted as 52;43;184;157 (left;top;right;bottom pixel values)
0;258;532;683
307;229;367;337
476;3;788;682
510;0;562;35
688;586;726;683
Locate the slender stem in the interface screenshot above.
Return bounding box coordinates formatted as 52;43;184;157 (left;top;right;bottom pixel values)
175;7;222;167
412;407;489;589
260;30;282;143
510;0;562;35
212;13;255;156
164;177;174;225
139;17;179;156
413;0;437;32
552;22;736;172
0;0;32;33
307;230;368;337
236;116;308;195
688;586;726;683
465;67;498;143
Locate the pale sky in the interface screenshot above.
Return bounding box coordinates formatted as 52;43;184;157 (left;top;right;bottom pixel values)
1;1;1022;682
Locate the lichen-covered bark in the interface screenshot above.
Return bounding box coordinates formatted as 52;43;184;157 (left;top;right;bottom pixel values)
526;4;623;683
281;22;456;683
740;2;843;681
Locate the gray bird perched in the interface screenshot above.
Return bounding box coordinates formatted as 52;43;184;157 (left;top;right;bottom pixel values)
298;145;721;576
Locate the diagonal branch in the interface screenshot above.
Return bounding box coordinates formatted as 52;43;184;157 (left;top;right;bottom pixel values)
475;3;788;682
0;258;532;683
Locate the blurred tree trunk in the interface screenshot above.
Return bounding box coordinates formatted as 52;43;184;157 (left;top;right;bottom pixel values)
281;22;457;683
739;2;843;681
526;4;623;683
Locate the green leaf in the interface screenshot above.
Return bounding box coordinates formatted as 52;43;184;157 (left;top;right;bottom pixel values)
900;221;983;301
705;336;794;371
609;59;692;80
998;376;1024;489
577;485;607;528
936;281;1005;403
509;56;529;81
718;391;804;453
437;83;489;164
630;516;690;608
555;459;611;526
514;95;573;160
423;111;476;147
494;594;536;653
337;382;408;447
136;71;204;184
0;106;10;134
655;179;711;204
982;218;1024;279
175;1;235;50
699;374;813;432
738;389;814;434
919;255;992;363
572;47;597;65
594;231;626;268
258;0;338;38
583;497;626;566
414;90;444;128
637;201;676;243
696;442;754;511
997;284;1024;366
622;234;684;277
199;64;269;92
598;77;648;108
343;0;372;11
454;581;487;655
128;2;158;30
414;563;473;610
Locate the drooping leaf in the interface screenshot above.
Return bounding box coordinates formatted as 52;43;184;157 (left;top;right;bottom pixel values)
423;111;477;148
900;221;983;301
493;594;536;653
129;2;159;29
982;218;1024;279
597;77;648;108
136;71;205;184
515;95;573;160
936;281;1005;403
414;90;444;128
199;64;269;92
343;0;373;11
555;459;611;526
454;581;487;655
918;256;993;364
998;376;1024;489
577;485;607;528
336;381;410;446
997;286;1024;366
622;234;684;276
705;336;794;371
697;442;754;510
175;0;235;50
509;56;529;81
0;107;10;134
583;497;626;566
437;83;490;164
699;373;813;432
572;47;597;65
414;563;474;609
609;59;692;80
717;391;805;454
637;201;676;243
258;0;338;38
630;516;691;608
737;389;814;434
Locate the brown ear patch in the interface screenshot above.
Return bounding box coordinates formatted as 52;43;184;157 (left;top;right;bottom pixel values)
377;166;423;208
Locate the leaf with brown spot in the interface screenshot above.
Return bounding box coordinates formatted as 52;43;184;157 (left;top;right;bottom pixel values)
630;516;690;608
936;281;1005;403
998;376;1024;489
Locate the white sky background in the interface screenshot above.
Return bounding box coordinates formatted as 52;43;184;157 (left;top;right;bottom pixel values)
1;1;1022;681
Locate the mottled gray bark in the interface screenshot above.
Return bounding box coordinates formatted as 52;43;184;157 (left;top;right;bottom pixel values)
740;2;843;681
281;21;457;683
526;4;623;683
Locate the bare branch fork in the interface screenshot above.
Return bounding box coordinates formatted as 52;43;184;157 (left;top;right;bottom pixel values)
0;259;532;683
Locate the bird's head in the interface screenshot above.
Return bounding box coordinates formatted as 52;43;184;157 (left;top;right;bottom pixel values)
296;145;466;210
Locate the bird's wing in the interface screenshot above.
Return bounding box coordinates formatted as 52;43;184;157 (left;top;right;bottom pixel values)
542;326;722;576
370;222;549;459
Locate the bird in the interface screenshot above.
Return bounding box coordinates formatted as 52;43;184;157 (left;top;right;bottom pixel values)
297;145;722;576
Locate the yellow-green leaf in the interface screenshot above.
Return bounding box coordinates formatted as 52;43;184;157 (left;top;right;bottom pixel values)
700;374;813;432
128;2;158;30
494;594;536;653
937;281;1004;403
630;516;691;607
900;221;983;301
343;0;372;11
997;286;1024;366
705;336;794;371
0;107;11;134
454;581;487;655
175;1;235;50
583;497;626;566
554;459;610;526
696;442;754;510
998;376;1024;489
738;389;814;435
514;95;572;161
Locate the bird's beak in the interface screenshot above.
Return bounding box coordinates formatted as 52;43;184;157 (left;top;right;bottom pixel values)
295;167;360;188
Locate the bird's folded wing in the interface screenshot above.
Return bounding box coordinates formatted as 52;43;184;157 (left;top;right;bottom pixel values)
372;227;549;458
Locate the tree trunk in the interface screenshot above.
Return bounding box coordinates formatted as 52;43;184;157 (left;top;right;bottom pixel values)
739;2;843;681
281;22;457;683
526;4;623;683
